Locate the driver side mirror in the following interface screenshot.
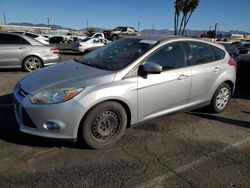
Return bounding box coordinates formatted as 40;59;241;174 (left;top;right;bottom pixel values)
141;62;162;74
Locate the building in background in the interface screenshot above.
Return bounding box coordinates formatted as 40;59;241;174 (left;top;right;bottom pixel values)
0;24;51;34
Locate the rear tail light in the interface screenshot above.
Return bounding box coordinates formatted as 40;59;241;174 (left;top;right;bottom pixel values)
228;58;237;71
50;48;59;54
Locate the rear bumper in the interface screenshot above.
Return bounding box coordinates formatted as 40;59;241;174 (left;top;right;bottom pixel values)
43;55;61;66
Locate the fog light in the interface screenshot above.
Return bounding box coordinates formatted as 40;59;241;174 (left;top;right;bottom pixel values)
43;121;60;131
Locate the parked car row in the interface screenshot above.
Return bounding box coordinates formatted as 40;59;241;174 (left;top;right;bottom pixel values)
71;26;140;53
217;40;250;63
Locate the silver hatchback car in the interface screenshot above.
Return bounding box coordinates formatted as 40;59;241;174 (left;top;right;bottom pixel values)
13;36;237;149
0;32;60;72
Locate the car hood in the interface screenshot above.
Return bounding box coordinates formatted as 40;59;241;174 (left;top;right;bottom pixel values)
19;61;116;95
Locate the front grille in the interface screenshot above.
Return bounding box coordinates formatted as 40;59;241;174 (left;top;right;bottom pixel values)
22;108;37;128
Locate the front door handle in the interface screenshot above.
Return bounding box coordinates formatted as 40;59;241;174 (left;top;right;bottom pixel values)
178;74;189;80
213;67;221;72
18;47;25;50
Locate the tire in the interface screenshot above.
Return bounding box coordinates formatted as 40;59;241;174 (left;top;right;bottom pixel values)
81;101;127;149
210;83;231;113
23;56;43;72
111;35;119;41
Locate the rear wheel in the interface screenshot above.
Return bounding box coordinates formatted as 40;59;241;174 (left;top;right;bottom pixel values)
23;56;43;72
211;83;231;113
80;101;127;149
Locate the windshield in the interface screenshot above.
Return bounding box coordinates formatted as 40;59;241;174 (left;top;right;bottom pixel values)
113;27;123;31
78;38;157;71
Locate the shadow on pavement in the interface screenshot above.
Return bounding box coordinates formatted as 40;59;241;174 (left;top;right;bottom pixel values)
59;49;82;55
0;93;88;149
242;111;250;115
188;112;250;129
234;57;250;100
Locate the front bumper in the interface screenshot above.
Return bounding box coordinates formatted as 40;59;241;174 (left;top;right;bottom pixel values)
13;87;86;139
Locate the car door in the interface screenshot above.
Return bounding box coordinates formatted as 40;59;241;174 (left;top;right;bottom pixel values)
138;42;192;122
187;41;225;104
0;33;30;67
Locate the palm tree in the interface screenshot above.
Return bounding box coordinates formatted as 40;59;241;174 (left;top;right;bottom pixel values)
181;0;200;35
174;0;184;35
173;0;200;36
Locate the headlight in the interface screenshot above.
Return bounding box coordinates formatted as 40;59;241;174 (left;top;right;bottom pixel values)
30;87;84;104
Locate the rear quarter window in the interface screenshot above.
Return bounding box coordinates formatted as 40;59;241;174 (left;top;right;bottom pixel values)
211;46;225;60
188;42;216;65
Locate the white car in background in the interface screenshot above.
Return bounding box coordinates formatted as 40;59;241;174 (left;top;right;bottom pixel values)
11;31;50;45
72;37;109;53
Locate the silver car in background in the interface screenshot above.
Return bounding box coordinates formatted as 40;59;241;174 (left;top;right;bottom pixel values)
13;36;237;149
0;32;60;72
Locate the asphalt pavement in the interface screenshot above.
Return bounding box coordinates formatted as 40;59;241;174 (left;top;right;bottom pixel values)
0;53;249;188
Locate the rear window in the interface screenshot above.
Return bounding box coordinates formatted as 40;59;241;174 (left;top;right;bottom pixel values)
0;34;30;45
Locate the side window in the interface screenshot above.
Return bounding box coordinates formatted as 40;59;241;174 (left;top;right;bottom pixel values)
121;27;127;32
188;42;216;65
146;42;186;70
211;46;225;60
20;37;30;45
0;34;28;44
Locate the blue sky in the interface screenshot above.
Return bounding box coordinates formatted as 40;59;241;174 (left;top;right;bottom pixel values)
0;0;249;32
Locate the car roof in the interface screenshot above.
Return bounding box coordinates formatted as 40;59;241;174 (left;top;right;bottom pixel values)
129;35;189;42
128;35;226;51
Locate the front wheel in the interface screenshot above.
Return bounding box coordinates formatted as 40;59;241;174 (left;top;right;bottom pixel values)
80;101;127;149
211;83;231;113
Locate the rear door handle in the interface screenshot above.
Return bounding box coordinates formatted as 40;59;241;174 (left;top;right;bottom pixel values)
178;74;189;80
213;67;220;72
18;47;25;50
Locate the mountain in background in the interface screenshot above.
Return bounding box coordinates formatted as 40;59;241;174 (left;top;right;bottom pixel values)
7;23;249;35
8;22;73;31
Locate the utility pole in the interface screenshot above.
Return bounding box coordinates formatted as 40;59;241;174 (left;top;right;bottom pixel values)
47;17;50;27
152;24;154;35
214;22;218;39
137;21;140;32
87;19;89;31
3;12;6;25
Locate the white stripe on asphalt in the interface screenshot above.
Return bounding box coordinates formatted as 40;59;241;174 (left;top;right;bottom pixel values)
137;136;250;188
